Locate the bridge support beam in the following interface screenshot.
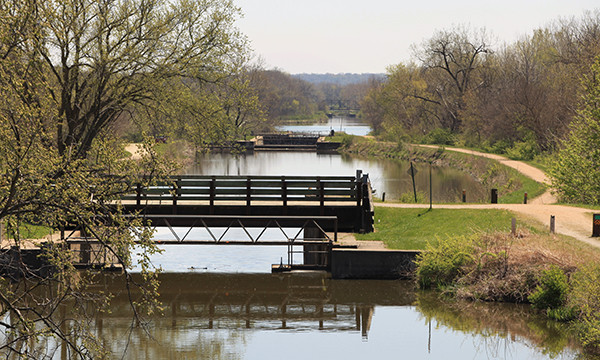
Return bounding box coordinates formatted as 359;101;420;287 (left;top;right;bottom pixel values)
303;226;330;269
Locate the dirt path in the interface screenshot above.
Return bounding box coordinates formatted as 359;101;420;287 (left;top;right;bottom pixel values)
382;145;599;248
124;143;146;160
415;144;556;204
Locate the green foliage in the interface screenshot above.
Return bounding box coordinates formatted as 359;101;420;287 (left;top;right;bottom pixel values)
421;128;456;146
528;266;569;310
568;264;600;350
505;139;540;161
549;57;600;205
416;235;476;289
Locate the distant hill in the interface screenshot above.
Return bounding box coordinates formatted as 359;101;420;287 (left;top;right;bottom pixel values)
292;73;386;85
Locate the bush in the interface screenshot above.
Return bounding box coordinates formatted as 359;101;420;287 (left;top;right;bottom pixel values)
528;266;569;310
421;128;455;146
506;139;540;161
568;264;600;350
416;235;476;289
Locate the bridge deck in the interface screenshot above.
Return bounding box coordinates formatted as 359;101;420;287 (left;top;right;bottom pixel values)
121;173;374;233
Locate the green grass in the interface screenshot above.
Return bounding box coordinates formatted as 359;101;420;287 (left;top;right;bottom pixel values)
499;176;547;204
3;222;54;240
355;208;522;250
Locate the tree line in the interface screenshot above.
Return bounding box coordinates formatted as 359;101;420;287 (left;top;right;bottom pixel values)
361;11;600;160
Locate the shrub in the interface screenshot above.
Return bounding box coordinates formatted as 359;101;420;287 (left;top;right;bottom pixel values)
421;128;455;146
416;235;476;289
505;139;540;161
568;264;600;350
528;266;569;310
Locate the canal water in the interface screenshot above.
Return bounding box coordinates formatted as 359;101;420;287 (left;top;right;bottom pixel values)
88;117;588;358
276;116;371;136
84;272;582;360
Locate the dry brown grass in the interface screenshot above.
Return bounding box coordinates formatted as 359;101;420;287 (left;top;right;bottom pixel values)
453;230;600;302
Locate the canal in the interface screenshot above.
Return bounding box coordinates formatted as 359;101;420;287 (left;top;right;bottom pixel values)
79;272;582;359
112;117;588;359
1;117;585;359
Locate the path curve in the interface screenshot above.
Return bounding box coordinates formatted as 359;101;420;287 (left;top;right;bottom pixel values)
377;144;599;248
415;144;556;204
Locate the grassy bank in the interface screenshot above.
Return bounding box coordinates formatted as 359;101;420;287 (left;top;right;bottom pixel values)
331;134;546;203
358;206;600;353
355;208;519;250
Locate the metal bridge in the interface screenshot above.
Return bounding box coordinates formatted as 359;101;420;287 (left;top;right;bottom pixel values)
60;171;374;271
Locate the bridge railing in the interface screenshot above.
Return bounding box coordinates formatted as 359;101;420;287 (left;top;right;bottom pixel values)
121;175;360;207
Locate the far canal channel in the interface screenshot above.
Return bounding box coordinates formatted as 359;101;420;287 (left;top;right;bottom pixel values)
123;117;585;359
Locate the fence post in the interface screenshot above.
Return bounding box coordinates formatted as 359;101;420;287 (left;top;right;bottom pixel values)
281;176;287;214
491;188;498;204
136;183;142;209
246;177;251;214
511;218;516;236
172;179;179;214
209;177;215;215
550;215;556;234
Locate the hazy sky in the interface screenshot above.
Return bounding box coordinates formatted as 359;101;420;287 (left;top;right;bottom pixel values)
234;0;599;74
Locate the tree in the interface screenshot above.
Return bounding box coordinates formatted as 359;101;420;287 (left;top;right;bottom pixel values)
39;0;247;159
413;26;492;132
0;0;248;357
549;56;600;204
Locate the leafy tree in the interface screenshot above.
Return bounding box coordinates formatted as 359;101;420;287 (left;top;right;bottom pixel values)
0;0;248;357
549;56;600;204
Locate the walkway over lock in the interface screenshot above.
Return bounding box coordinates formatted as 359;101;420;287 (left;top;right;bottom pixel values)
120;171;374;233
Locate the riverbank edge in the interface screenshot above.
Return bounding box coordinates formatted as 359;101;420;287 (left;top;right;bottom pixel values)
330;134;547;203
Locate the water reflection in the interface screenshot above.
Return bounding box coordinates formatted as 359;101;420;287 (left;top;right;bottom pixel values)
63;272;584;359
189;152;488;202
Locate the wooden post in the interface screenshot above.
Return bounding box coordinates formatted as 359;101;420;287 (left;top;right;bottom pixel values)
136;183;142;209
491;188;498;204
550;215;556;234
318;177;324;215
246;177;251;214
511;217;516;236
356;170;362;208
281;176;287;214
209;177;215;215
172;179;179;215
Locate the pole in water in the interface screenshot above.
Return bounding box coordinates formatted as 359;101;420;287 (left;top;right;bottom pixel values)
429;162;432;210
410;162;417;203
